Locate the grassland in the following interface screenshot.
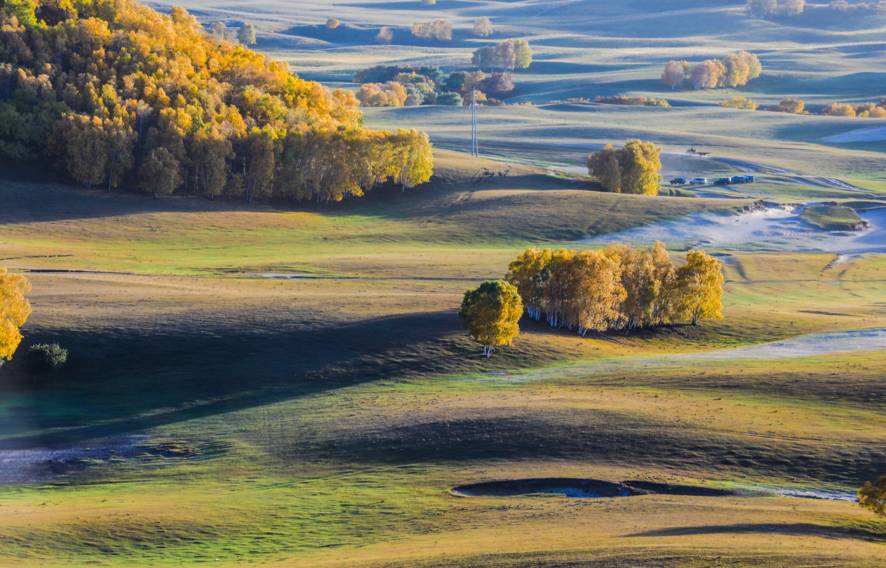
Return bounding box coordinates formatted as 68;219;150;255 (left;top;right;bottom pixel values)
2;1;886;566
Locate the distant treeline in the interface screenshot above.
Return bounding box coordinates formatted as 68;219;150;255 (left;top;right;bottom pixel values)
506;244;724;335
723;96;886;118
0;0;432;201
747;0;886;18
662;51;762;90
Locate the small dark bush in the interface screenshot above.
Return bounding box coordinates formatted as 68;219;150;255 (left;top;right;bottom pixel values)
27;343;68;370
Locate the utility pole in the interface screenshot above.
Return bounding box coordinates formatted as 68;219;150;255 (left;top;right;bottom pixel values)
470;89;479;157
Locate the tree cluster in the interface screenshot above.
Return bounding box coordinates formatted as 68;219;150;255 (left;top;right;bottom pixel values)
410;19;452;41
0;267;31;362
587;140;662;196
459;281;523;358
353;65;513;107
766;97;886;117
0;0;433;201
822;100;886;118
746;0;805;17
662;51;762;90
472;39;532;71
506;244;724;336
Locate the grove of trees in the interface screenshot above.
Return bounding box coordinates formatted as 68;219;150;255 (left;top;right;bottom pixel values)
587;140;662;196
410;20;452;41
0;267;31;363
472;39;532;71
0;0;433;202
506;244;724;336
353;65;513;107
459;281;523;357
662;51;762;90
859;474;885;517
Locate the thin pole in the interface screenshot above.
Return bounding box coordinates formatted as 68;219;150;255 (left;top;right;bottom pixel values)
470;89;478;157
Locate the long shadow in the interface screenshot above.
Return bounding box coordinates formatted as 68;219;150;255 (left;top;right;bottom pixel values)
301;413;886;487
629;522;886;543
0;310;471;448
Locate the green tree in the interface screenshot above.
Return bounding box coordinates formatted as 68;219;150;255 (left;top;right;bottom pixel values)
472;39;532;70
459;281;523;358
139;147;182;196
859;475;885;517
238;22;257;45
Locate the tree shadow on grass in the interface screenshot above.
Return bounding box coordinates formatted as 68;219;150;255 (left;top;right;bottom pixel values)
0;310;527;449
629;522;886;543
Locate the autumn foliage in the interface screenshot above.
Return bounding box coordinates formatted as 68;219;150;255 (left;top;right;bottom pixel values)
859;475;885;517
662;51;762;90
587;140;662;196
459;281;523;358
0;267;31;362
506;244;724;335
0;0;433;201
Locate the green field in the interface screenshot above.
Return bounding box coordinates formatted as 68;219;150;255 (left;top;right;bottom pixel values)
1;1;886;566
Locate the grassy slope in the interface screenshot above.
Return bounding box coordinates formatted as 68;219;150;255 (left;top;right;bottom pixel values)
0;153;884;566
1;1;886;565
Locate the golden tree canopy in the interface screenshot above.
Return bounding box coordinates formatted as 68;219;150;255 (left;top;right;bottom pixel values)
859;475;885;517
0;267;32;361
459;281;523;357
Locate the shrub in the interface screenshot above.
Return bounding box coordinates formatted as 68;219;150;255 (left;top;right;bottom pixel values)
721;96;759;110
595;95;670;108
776;97;806;114
822;102;857;117
27;343;68;370
859;475;885;517
472;16;493;37
376;26;393;43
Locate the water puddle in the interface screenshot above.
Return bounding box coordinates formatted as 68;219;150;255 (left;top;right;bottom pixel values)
453;478;855;502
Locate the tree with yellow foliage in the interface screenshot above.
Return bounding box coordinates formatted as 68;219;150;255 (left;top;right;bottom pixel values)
459;281;523;358
506;248;553;321
0;267;31;363
673;250;724;325
569;251;626;335
0;0;433;203
505;243;722;335
587;140;661;196
859;475;885;517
